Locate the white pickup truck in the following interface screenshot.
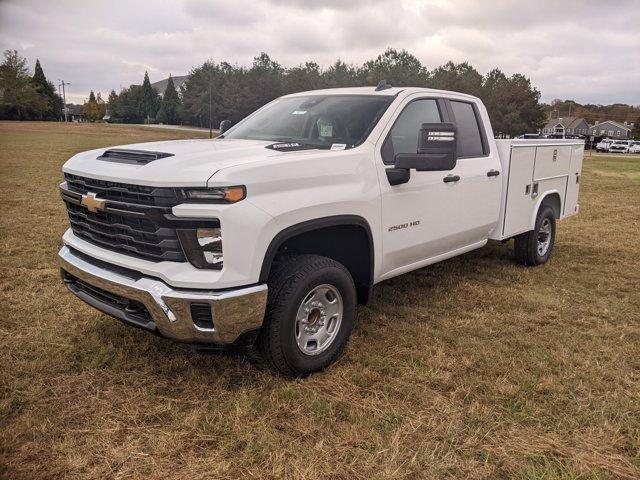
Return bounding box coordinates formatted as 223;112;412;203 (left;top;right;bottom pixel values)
59;85;584;376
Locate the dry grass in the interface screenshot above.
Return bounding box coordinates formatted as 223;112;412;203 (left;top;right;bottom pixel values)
1;121;639;479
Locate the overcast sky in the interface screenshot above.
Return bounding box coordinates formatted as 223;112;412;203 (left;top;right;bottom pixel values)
1;0;638;105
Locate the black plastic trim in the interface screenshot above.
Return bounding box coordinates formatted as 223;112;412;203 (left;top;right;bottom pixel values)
176;229;223;270
61;269;157;332
97;148;174;165
258;215;374;287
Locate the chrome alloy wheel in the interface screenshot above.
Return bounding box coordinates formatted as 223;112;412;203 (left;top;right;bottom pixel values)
295;284;343;356
537;218;552;256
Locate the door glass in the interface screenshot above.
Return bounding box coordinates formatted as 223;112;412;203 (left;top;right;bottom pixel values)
383;99;441;164
450;101;484;157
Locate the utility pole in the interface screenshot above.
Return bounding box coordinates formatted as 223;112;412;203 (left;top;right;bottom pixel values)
208;71;213;139
59;80;70;122
57;84;63;121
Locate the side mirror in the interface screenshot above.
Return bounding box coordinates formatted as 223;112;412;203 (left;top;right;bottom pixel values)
219;119;232;134
394;122;457;171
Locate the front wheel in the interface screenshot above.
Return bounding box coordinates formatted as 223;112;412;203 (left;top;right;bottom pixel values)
514;205;556;266
258;254;356;377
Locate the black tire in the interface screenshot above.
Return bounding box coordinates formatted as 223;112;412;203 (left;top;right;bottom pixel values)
258;254;356;377
514;205;556;266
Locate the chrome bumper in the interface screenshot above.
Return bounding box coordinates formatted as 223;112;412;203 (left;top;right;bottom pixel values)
58;246;267;344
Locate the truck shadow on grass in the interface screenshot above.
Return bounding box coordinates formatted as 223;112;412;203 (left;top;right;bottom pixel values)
79;240;522;382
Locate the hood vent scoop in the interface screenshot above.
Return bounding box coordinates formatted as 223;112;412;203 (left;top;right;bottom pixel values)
97;148;174;165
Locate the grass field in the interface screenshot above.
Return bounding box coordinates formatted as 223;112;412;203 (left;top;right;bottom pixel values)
1;121;639;479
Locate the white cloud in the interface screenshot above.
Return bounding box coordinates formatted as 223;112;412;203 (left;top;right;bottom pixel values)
0;0;638;105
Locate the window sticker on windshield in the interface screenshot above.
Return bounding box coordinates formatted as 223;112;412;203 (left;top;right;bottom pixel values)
318;122;333;137
330;144;347;150
292;110;307;115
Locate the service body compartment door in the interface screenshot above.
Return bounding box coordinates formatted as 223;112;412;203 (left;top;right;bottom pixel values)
502;146;536;237
534;146;572;180
563;144;583;217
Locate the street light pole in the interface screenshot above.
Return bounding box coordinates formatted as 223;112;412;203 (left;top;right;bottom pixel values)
209;80;212;139
57;83;62;121
59;80;70;122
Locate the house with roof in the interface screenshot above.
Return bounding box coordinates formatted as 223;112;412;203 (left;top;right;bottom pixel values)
541;117;590;136
589;120;633;139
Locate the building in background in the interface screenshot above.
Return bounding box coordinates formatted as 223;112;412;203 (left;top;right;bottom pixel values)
589;120;633;139
541;117;590;136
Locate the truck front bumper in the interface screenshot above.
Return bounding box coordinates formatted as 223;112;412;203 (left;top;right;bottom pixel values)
58;246;268;345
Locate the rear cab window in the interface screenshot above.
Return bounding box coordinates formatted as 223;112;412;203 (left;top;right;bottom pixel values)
448;100;487;158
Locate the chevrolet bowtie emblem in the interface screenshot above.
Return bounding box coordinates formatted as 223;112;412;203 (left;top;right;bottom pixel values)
80;192;106;213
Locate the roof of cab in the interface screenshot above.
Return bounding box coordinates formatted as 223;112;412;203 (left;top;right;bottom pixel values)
282;86;480;102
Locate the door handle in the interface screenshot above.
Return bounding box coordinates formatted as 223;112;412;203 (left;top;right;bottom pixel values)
443;174;460;183
487;169;500;177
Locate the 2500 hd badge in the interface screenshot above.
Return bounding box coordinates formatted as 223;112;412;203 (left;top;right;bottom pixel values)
388;220;420;232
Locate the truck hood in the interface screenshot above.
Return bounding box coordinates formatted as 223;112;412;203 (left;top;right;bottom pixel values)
62;138;285;187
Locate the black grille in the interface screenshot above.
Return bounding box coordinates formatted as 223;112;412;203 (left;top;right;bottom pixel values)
63;270;152;324
62;174;186;262
64;173;179;207
66;201;185;262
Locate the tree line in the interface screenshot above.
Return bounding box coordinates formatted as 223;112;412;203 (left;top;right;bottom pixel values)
545;99;639;126
175;49;547;137
4;47;637;138
103;49;547;137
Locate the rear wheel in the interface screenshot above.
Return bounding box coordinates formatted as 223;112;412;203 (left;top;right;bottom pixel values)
514;205;556;266
258;254;356;377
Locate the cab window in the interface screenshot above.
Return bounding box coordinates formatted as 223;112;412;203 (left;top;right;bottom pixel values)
449;100;485;157
382;99;441;164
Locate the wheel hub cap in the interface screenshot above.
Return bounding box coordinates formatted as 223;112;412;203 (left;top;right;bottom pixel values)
295;284;343;356
537;218;552;256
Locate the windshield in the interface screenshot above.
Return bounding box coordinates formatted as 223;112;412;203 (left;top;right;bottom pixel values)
224;95;394;149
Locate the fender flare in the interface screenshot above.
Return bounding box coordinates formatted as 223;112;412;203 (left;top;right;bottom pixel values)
258;214;374;285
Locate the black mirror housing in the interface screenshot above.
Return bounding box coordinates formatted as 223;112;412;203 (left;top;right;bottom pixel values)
385;167;410;185
219;119;232;134
394;122;457;172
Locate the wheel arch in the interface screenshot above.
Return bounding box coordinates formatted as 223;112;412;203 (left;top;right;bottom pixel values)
530;191;562;228
259;215;374;304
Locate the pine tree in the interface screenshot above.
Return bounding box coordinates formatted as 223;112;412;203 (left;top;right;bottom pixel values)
139;71;160;122
31;58;63;120
157;75;180;124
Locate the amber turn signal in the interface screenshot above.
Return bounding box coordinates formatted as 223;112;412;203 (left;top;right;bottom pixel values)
223;186;246;203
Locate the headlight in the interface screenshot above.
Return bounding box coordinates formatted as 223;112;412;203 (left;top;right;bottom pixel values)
181;186;246;203
177;228;223;269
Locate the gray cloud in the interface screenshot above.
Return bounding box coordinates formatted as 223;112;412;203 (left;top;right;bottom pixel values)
0;0;638;105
